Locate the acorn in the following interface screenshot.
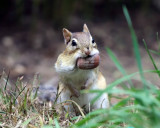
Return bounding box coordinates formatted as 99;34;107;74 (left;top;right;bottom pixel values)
77;54;100;70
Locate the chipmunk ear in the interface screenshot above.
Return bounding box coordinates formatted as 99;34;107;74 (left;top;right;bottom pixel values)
63;28;72;44
83;24;90;33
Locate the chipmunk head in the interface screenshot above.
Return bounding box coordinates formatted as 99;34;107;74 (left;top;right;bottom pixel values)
55;24;100;74
63;24;99;58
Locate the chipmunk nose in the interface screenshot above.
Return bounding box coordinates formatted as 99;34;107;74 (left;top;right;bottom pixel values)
85;47;91;56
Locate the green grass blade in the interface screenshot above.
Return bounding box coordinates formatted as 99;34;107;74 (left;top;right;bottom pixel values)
13;84;27;104
0;111;6;114
91;70;158;104
106;48;127;75
4;70;10;91
91;72;137;104
73;109;108;127
54;118;60;128
23;89;28;114
143;39;160;77
33;87;38;99
106;47;133;87
149;49;160;55
42;126;53;128
22;117;35;127
157;32;160;50
123;6;145;85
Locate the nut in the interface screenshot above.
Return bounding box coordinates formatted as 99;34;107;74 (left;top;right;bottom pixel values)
77;54;100;70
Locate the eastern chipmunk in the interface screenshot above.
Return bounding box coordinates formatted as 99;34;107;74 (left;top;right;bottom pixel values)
55;24;109;114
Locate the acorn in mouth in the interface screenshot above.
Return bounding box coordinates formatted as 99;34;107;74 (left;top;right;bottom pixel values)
77;54;100;70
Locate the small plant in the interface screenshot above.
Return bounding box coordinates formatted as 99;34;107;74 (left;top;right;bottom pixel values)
0;73;59;127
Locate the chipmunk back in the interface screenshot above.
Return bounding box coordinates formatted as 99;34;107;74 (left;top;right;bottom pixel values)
55;24;109;115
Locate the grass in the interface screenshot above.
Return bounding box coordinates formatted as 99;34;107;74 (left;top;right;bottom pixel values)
0;6;160;128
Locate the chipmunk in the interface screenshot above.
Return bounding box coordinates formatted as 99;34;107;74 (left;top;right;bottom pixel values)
55;24;109;114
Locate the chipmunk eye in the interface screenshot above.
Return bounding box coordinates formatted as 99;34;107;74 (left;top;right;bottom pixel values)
92;39;95;44
72;40;77;46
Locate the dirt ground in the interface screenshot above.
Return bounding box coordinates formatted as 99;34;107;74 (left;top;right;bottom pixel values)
0;10;160;96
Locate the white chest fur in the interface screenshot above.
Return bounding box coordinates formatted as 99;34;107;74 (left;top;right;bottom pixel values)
61;69;97;90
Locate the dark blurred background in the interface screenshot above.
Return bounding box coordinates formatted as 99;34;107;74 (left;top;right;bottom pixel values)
0;0;160;85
